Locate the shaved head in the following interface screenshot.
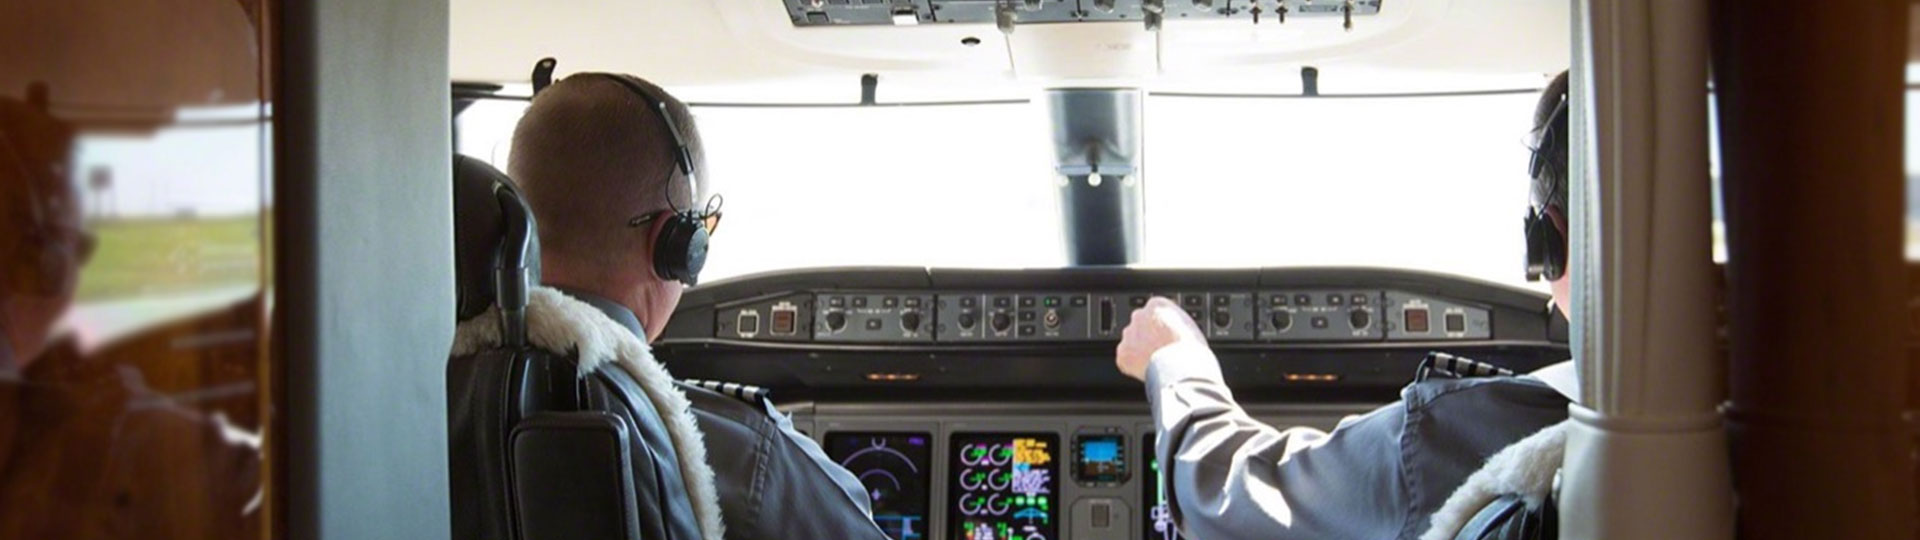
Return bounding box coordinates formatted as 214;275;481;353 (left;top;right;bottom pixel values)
511;74;704;275
509;73;707;338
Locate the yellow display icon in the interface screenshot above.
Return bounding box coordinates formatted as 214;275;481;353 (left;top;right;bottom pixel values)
1014;438;1052;466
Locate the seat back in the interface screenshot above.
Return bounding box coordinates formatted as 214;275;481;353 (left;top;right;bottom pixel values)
447;155;704;540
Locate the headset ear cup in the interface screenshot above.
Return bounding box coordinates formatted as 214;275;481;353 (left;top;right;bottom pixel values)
651;211;710;285
1543;231;1559;278
1524;210;1566;282
653;216;691;283
681;226;709;285
1536;210;1566;278
1525;215;1545;281
1541;231;1567;281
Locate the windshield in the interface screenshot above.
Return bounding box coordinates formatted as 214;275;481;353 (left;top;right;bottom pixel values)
458;99;1069;279
455;91;1560;291
691;105;1068;279
1142;92;1540;288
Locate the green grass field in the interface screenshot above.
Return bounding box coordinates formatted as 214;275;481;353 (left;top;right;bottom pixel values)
77;216;263;301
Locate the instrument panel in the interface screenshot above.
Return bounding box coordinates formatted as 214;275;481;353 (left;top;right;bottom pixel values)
666;268;1565;538
717;288;1489;344
793;403;1369;540
657;267;1565;395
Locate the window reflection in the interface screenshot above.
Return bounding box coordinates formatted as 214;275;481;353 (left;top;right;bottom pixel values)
68;107;264;347
1;0;273;538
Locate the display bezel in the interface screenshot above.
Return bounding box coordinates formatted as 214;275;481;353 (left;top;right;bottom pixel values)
1072;431;1130;486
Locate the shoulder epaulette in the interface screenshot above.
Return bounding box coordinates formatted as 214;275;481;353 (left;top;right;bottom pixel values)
1415;351;1518;383
683;378;772;405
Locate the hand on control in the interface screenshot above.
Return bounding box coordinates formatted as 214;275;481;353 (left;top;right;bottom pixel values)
1115;297;1208;382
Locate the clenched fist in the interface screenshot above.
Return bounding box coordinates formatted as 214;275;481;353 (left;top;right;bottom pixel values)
1115;297;1208;381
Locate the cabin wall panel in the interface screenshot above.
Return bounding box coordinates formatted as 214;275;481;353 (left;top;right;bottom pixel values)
278;0;453;539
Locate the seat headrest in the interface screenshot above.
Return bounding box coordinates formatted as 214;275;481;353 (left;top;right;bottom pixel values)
454;154;540;321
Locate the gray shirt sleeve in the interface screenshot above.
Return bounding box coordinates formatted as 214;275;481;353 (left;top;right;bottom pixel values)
1145;342;1410;540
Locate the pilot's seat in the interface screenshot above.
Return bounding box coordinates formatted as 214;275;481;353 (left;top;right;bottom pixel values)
446;154;713;540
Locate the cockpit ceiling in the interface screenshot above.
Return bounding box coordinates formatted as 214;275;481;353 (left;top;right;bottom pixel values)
451;0;1572;95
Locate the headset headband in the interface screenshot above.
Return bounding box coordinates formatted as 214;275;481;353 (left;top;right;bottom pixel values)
597;74;700;205
0;128;49;231
528;59;701;209
1528;91;1570;211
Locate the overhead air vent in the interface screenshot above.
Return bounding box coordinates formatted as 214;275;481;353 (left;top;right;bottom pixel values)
786;0;1382;27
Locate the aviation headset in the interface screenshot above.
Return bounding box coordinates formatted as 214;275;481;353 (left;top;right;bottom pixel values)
1523;79;1571;282
532;59;717;286
0;119;75;297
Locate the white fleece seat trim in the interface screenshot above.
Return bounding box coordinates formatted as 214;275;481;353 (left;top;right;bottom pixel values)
1421;419;1569;540
452;286;724;540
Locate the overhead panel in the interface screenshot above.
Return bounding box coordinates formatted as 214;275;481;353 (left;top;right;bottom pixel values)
931;0;1080;24
784;0;1383;26
786;0;933;25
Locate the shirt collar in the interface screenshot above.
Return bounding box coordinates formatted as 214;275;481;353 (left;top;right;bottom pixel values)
552;286;647;341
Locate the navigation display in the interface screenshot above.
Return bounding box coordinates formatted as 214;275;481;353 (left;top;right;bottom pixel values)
949;433;1060;540
1143;434;1185;540
827;432;933;540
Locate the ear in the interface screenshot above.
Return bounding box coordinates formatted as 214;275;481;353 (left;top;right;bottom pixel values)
1546;203;1569;238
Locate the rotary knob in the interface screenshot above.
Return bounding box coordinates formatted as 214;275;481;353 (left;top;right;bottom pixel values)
824;311;847;332
900;311;923;332
1270;310;1292;331
990;312;1013;333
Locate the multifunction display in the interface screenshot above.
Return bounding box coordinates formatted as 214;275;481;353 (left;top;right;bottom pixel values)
1073;433;1128;486
950;433;1060;540
828;433;933;540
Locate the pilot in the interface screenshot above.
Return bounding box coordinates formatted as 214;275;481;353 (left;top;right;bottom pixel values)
0;93;88;370
1117;72;1579;540
0;92;259;539
507;73;893;540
